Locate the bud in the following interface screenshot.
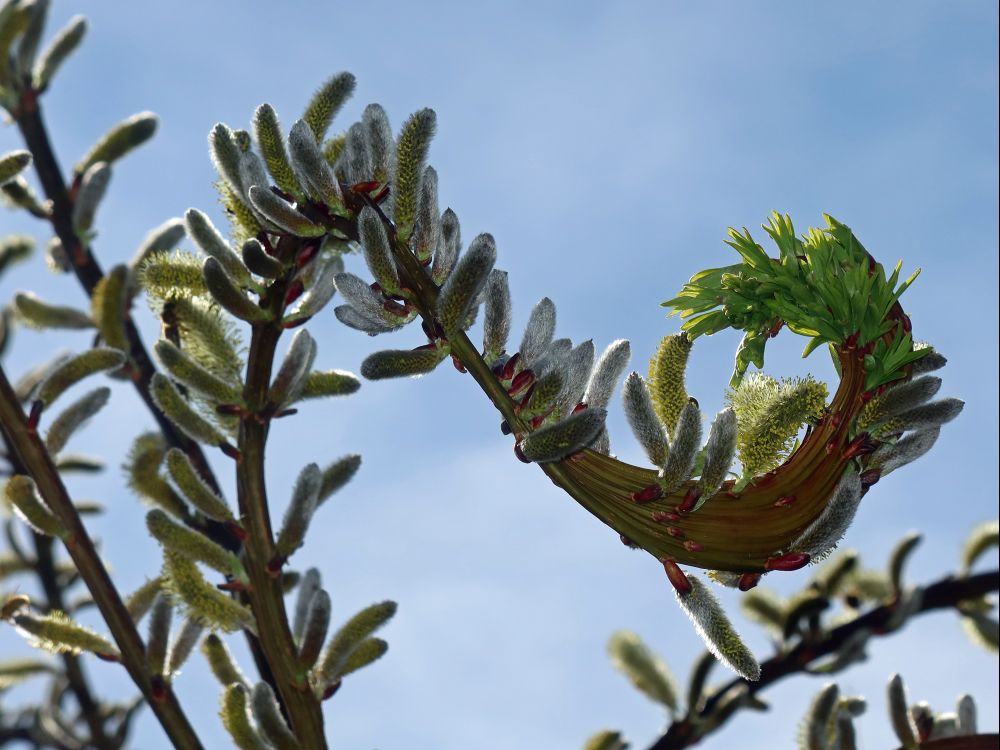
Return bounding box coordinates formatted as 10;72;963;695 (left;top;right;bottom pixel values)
44;386;110;456
5;475;65;538
303;72;356;141
412;166;440;261
0;234;33;274
314;601;397;690
202;632;248;688
138;250;208;300
296;370;361;401
0;150;31;185
166;618;204;676
247;185;324;237
607;630;679;712
583;731;628;750
431;208;461;284
360;347;445;380
43;236;70;272
149;373;225;446
203;256;270;324
209;124;247;199
893;397;964;433
394;108;437;241
358;206;399;294
519;297;556;368
675;577;760;681
437;232;496;333
699;408;738;499
220;684;268;749
519;408;607;463
252;103;302;199
185;209;252;288
297;589;331;671
91;265;129;350
146;594;173;677
32;14;85;90
957;694;977;734
888;531;922;595
317;454;361;508
647;333;692;434
584;339;631;409
162;549;255;633
803;683;840;750
789;471;863;561
35;347;125;407
155;339;242;405
125;576;164;622
250;683;300;749
147;509;237;578
241;238;282;279
334;304;399;335
164;448;234;523
293;568;322;644
888;674;919;748
659;400;702;494
267;329;317;408
274;463;322;561
71;161;111;232
13;291;92;330
288;119;343;208
622;372;668;467
13;610;117;659
14;0;47;83
76;112;157;177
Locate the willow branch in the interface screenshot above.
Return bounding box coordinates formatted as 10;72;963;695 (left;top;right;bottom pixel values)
646;569;1000;750
12;87;235;551
0;364;204;750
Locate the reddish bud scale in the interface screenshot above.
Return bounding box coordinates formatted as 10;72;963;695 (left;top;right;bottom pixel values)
216;580;250;593
844;331;860;349
220;442;241;461
351;180;380;194
373;185;391;204
150;675;168;702
507;369;535;397
284;279;305;305
620;534;639;549
901;314;912;333
452;355;467;373
216;404;246;417
265;555;287;577
652;511;681;523
630;484;663;504
774;495;796;508
767;319;784;338
683;540;705;552
28;401;42;431
662;559;692;595
274;408;298;419
860;468;881;488
513;384;536;413
500;420;512;435
665;526;684;539
764;552;811;571
500;353;520;382
738;573;761;591
677;487;701;513
296;242;320;268
530;415;546;429
572;401;588;414
382;299;409;317
96;652;121;663
842;432;878;460
225;521;248;542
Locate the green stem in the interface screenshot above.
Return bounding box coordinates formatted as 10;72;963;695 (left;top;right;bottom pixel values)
0;364;204;750
235;237;327;748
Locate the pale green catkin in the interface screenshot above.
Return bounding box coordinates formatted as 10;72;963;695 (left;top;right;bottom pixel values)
125;577;164;622
482;269;511;364
607;630;679;712
124;433;190;518
166;618;204;676
13;291;93;329
203;257;270;324
202;632;248;688
622;372;669;467
296;370;361;401
519;408;607;463
35;348;125;407
251;682;302;750
44;386;110;456
274;463;321;560
162;549;255;633
91;265;129;350
393;108;436;240
0;150;31;184
647;333;691;434
13;610;117;658
303;72;356;142
164;448;233;522
582;731;628;750
4;475;65;537
675;577;760;681
266;329;316;408
147;509;235;577
139;250;209;300
185;208;252;287
155;339;242;405
0;234;34;274
318;454;361;507
149;373;225;446
220;684;270;750
32;14;86;90
358;206;399;293
75;112;157;174
314;601;397;688
360;348;445;380
331;637;388;680
297;589;331;670
71;161;111;231
437;233;496;333
247;185;324;237
252;103;302;199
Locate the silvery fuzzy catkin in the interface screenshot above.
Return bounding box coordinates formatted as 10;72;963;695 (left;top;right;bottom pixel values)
164;448;234;523
219;684;269;750
411;166;440;261
358;206;399;294
789;471;863;560
436;233;496;333
13;292;93;330
287;118;343;208
674;577;760;681
202;257;269;324
659;400;702;493
606;630;679;712
393;108;436;240
71;162;111;231
91;265;129;350
35;348;125;407
250;683;301;750
267;329;317;408
698;408;738;498
519;408;608;463
241;238;282;279
360;348;444;380
274;463;322;560
149;373;225;446
252;103;302;199
518;298;556;368
558;339;595;413
584;339;631;409
44;386;110;456
622;372;669;467
431;208;460;284
185;209;251;287
247;185;324;237
362;103;394;185
32;14;86;91
75;112;157;174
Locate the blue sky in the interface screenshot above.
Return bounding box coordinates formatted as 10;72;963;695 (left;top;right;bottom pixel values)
1;2;997;748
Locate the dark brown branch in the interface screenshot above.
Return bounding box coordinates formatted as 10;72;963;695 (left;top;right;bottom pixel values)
0;364;204;750
646;569;1000;750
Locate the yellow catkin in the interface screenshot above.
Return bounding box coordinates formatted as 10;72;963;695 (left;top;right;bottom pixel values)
647;333;692;434
91;265;129;350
